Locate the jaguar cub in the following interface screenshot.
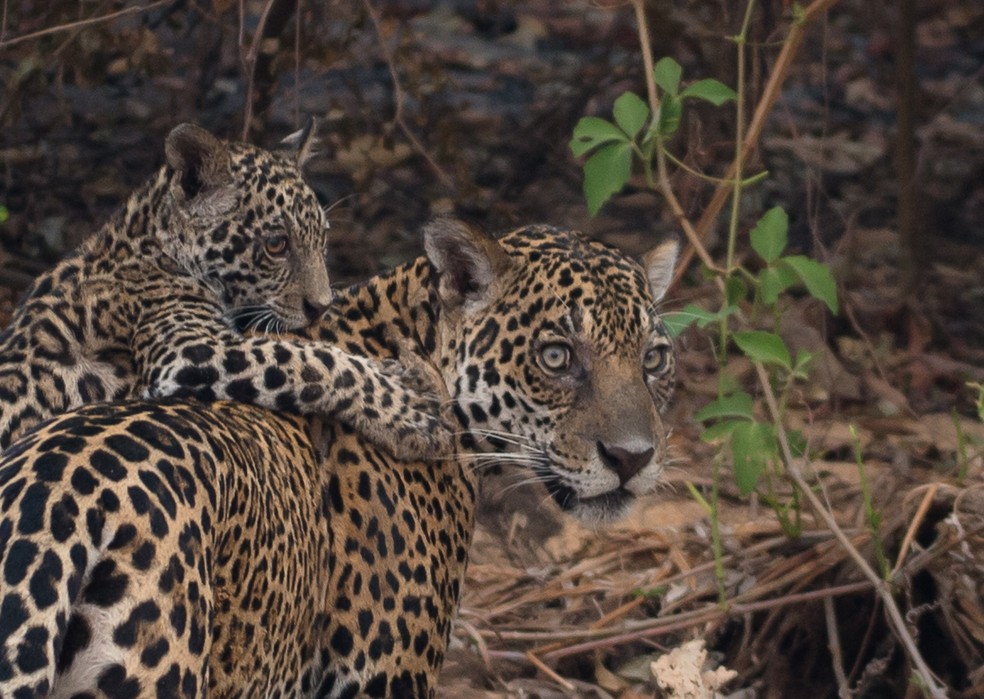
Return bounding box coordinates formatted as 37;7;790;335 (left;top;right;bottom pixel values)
0;124;449;459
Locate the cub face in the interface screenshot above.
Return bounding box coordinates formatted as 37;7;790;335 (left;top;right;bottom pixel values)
160;123;333;332
427;219;678;522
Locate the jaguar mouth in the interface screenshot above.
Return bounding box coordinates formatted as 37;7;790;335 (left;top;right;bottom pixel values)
537;467;635;521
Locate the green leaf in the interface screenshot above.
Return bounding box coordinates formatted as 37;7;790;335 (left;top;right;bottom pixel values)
791;349;814;377
725;275;747;306
701;419;743;443
569;116;628;158
680;78;737;106
631;584;670;599
661;311;693;338
612;92;649;141
795;349;812;366
656;95;682;136
0;205;7;224
750;207;788;263
759;265;797;305
583;142;632;215
695;391;755;422
733;331;791;368
671;302;737;331
731;421;775;495
653;57;682;96
781;255;839;314
787;429;808;458
681;303;721;328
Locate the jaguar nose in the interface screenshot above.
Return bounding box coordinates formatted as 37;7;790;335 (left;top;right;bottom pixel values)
303;294;332;321
597;441;655;486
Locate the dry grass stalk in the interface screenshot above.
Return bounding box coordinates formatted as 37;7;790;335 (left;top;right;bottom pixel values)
455;479;981;692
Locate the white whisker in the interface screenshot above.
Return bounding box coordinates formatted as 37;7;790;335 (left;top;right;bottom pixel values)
468;428;538;448
497;474;554;497
322;193;355;219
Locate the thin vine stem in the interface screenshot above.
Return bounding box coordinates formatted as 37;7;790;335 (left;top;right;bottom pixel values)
726;0;757;273
672;0;841;288
630;0;723;278
661;147;768;186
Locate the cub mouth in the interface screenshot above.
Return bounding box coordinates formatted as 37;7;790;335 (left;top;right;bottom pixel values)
229;306;304;333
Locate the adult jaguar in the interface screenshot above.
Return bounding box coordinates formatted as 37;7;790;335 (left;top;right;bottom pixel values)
0;123;448;460
0;218;678;697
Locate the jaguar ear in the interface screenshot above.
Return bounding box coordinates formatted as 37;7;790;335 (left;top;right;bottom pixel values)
278;116;320;168
424;217;513;311
164;124;234;210
641;237;679;302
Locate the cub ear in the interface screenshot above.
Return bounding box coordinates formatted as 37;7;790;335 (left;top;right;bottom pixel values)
164;123;234;204
641;237;679;302
423;217;514;311
278;116;320;169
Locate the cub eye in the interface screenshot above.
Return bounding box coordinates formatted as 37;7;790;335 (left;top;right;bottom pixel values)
539;342;572;373
264;235;289;256
643;345;669;373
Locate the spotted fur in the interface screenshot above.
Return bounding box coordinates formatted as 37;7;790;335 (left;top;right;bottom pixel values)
0;219;678;697
0;124;449;460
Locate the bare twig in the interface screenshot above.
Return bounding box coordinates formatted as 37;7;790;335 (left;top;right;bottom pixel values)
239;0;297;140
526;651;575;691
293;0;302;127
655;146;726;278
1;0;9;46
824;596;851;698
0;0;114;125
894;483;939;573
0;0;173;50
361;0;454;190
537;581;874;661
455;619;494;672
895;0;922;287
240;0;273;140
630;0;657;113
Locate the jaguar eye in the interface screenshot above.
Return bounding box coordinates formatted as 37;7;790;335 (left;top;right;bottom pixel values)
264;235;289;256
539;342;572;373
643;345;669;373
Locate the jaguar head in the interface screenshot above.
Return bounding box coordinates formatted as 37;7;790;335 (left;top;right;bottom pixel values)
426;218;678;522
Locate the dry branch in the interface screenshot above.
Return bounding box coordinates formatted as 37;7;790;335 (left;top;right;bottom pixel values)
0;0;174;50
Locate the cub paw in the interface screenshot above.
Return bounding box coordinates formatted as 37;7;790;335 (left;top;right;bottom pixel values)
379;358;440;396
397;394;456;460
363;358;454;461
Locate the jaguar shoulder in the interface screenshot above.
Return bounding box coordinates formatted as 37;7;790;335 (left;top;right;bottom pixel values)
0;219;679;698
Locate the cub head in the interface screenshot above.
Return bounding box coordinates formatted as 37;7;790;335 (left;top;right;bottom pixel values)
160;122;332;331
426;218;678;522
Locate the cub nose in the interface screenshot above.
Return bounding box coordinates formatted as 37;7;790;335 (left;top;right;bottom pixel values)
597;441;655;486
303;294;332;321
